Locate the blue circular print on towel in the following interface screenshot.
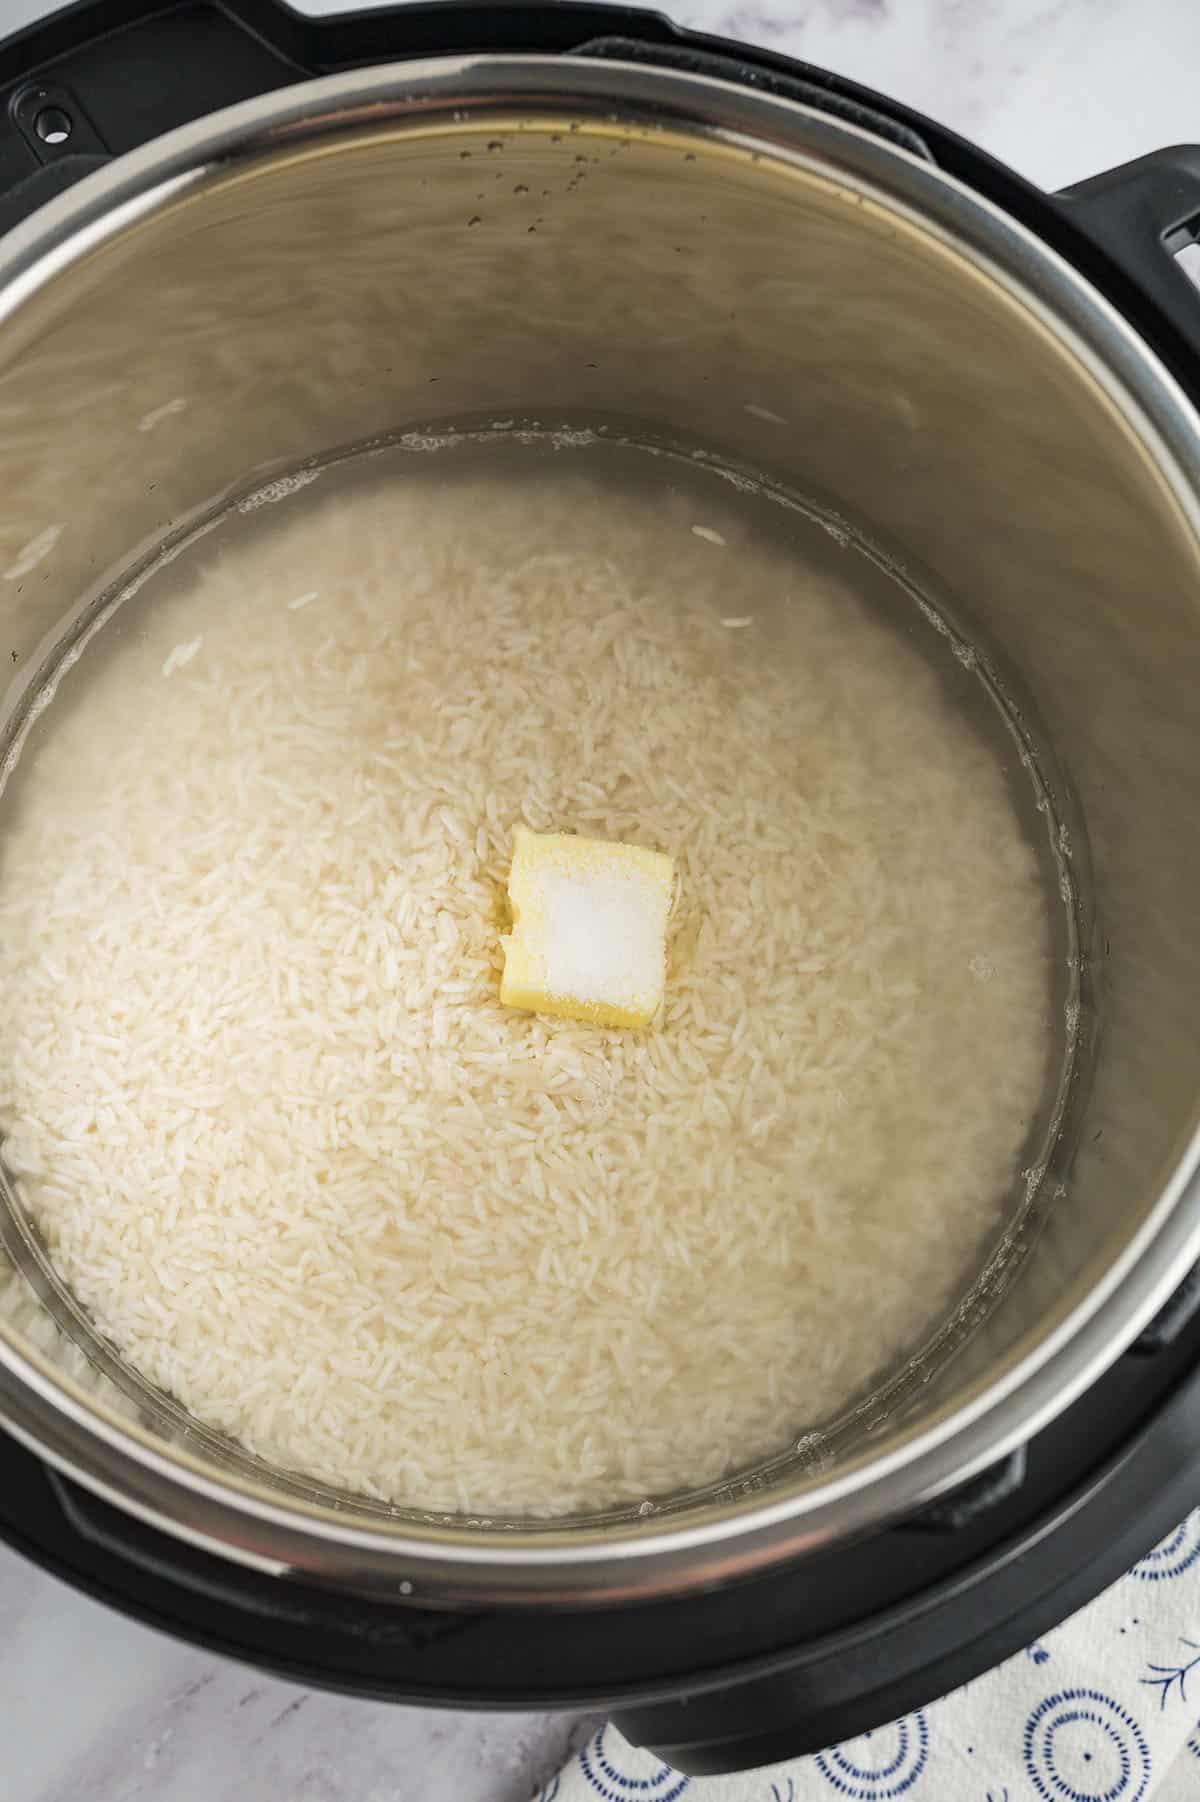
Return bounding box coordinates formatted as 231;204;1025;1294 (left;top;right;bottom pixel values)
1130;1512;1200;1582
579;1726;690;1801
814;1713;930;1797
1023;1689;1151;1802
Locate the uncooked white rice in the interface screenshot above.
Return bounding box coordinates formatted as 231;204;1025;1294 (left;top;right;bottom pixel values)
0;461;1049;1515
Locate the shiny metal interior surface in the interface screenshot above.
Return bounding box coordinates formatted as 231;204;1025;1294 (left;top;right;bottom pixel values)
1;56;1200;1601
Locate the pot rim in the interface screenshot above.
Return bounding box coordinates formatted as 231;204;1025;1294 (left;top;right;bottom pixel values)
2;50;1199;1603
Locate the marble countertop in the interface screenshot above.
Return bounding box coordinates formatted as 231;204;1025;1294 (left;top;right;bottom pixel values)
2;0;1200;1798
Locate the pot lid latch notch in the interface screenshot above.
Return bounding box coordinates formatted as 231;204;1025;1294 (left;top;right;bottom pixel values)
5;81;109;217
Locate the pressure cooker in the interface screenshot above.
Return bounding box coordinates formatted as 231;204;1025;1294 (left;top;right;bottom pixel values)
3;0;1200;1776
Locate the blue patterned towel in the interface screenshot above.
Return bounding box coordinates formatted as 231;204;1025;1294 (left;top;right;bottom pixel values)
540;1510;1200;1802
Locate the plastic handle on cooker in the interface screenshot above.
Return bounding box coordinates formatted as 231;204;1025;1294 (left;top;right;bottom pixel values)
45;1463;474;1649
1056;148;1200;379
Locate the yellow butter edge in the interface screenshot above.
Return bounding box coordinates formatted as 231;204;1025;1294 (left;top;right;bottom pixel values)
498;980;658;1030
508;823;676;890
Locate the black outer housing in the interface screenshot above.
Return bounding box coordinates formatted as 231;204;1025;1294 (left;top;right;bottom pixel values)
2;0;1200;1776
2;1306;1199;1775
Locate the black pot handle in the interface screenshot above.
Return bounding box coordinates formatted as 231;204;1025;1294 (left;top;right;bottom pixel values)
1055;148;1200;377
43;1462;483;1652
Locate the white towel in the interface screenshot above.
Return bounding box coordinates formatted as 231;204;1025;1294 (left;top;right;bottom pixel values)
541;1509;1200;1802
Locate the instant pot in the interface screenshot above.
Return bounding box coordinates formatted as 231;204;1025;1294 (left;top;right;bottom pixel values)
4;0;1200;1776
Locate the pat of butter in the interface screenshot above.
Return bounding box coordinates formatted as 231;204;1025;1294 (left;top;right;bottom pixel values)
500;825;675;1029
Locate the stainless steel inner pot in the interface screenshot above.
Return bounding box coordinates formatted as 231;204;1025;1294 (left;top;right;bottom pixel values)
1;53;1200;1604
